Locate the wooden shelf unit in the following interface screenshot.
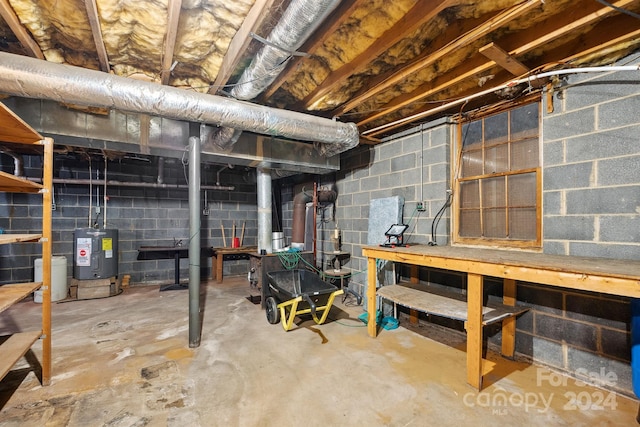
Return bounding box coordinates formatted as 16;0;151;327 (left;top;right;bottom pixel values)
0;102;52;386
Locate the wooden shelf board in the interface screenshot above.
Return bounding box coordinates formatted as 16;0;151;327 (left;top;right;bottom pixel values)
0;105;43;144
0;282;42;313
0;234;42;244
0;171;43;193
0;330;42;380
377;283;527;326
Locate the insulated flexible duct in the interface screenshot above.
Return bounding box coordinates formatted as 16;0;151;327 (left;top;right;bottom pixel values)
0;52;358;150
210;0;350;154
231;0;340;101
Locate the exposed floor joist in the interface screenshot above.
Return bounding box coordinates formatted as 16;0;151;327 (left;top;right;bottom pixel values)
160;0;182;85
210;0;279;94
1;0;638;143
358;0;636;132
365;16;640;137
300;0;455;110
333;0;542;117
0;0;44;60
84;0;110;73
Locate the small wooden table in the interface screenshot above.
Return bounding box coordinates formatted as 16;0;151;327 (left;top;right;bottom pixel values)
362;244;640;390
211;246;257;283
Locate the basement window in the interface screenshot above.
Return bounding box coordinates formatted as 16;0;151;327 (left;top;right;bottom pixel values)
453;100;541;249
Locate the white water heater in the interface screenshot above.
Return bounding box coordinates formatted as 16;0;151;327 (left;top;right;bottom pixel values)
73;228;118;279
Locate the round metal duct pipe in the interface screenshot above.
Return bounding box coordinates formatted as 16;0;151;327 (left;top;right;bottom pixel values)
0;52;359;149
257;168;273;254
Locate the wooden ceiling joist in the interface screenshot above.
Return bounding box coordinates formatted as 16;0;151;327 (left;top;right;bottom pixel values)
333;0;544;117
210;0;279;94
84;0;111;73
504;0;638;55
358;55;497;128
365;15;640;138
300;0;455;110
479;43;530;76
536;15;640;70
357;0;636;131
160;0;182;85
0;0;44;60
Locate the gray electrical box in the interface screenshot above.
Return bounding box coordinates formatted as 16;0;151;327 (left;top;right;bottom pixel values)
73;228;119;279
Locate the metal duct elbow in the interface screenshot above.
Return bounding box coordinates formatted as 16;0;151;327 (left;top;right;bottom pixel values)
1;151;24;177
209;127;243;151
291;187;337;246
314;133;359;157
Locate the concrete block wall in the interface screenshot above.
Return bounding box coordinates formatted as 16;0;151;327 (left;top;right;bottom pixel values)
320;55;639;396
0;154;257;286
336;120;452;283
543;67;640;259
518;60;640;394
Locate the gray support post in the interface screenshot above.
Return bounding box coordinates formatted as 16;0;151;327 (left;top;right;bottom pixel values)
188;136;201;348
257;168;272;254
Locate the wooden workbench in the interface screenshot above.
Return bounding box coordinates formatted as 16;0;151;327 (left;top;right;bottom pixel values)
211;246;257;283
362;244;640;390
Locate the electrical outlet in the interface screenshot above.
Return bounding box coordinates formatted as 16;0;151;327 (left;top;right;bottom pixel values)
417;201;426;212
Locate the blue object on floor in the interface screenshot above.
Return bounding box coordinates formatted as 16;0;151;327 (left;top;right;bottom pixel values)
358;311;382;325
357;312;398;330
381;316;399;330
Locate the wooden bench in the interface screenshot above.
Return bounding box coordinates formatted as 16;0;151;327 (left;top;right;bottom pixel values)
377;281;528;326
362;244;640;390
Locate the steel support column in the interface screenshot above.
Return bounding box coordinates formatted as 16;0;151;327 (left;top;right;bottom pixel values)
188;136;201;348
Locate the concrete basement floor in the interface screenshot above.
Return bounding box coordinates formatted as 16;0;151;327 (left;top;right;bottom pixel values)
0;276;638;426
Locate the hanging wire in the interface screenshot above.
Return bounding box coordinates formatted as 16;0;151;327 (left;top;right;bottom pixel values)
429;191;453;246
181;147;189;184
595;0;640;19
88;156;92;227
